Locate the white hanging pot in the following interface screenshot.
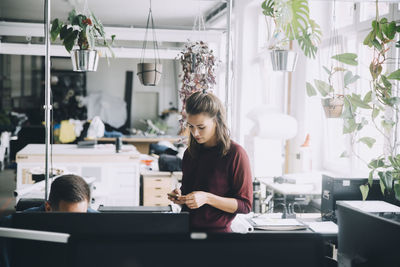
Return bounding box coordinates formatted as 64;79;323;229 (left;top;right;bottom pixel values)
270;50;298;72
70;49;99;72
321;96;344;118
137;63;163;86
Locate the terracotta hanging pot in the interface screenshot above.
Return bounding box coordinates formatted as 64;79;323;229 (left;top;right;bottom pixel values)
270;49;298;72
137;63;163;86
70;49;99;72
321;96;344;118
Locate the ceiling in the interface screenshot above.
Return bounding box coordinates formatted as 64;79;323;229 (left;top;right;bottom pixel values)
0;0;227;29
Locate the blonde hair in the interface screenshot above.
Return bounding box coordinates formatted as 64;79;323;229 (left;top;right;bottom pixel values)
185;91;231;157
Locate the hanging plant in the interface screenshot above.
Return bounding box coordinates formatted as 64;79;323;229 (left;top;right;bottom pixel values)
50;9;115;72
178;40;217;122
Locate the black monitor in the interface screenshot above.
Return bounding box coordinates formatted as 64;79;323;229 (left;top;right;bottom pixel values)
321;174;382;221
68;232;325;267
337;201;400;267
12;212;189;235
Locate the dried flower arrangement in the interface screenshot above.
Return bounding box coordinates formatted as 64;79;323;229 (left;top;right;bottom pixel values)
178;40;218;122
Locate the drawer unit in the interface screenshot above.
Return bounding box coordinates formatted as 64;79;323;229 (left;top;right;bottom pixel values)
142;171;180;206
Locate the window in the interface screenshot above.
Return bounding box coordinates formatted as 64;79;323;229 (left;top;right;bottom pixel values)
360;2;389;21
335;2;355;28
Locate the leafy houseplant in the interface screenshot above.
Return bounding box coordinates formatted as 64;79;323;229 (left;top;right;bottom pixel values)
306;53;360;118
261;0;322;71
339;5;400;201
50;9;115;72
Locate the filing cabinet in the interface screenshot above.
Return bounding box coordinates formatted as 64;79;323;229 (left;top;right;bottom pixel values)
142;171;182;206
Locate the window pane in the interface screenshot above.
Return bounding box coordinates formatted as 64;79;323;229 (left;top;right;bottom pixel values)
360;2;389;21
335;2;354;28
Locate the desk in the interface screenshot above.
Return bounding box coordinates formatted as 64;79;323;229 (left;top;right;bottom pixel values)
93;135;184;154
258;177;321;212
16;144;140;207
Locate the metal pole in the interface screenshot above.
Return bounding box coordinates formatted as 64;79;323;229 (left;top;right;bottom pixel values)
44;0;52;201
225;0;232;127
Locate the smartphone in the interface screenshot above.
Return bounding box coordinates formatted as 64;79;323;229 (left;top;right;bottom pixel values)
167;192;179;200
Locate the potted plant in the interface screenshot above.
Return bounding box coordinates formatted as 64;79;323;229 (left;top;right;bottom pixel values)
306;53;360;118
261;0;322;71
337;8;400;202
50;9;115;72
178;40;217;123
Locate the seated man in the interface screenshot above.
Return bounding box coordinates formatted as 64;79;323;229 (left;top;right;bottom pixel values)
24;174;95;213
0;174;96;267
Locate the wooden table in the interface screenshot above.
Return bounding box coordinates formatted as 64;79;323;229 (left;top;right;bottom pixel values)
94;135;184;154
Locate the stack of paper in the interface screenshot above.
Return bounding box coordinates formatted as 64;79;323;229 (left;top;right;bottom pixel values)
249;217;307;231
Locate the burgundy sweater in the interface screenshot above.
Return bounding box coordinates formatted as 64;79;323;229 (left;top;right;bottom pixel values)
181;141;253;232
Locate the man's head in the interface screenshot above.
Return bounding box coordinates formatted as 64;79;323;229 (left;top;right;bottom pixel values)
45;175;90;212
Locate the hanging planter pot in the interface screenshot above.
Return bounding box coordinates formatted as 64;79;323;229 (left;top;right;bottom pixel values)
137;1;162;86
70;49;99;72
321;96;344;118
270;50;298;72
137;63;163;86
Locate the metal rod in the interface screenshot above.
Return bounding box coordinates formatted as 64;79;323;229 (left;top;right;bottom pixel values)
44;0;51;201
225;0;232;126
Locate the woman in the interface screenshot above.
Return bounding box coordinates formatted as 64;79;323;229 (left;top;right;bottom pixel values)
168;91;253;232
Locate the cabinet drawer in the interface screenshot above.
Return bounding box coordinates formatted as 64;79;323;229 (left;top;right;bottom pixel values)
143;198;171;206
143;177;173;188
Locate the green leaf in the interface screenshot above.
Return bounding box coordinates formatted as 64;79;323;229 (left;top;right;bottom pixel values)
384;171;393;190
341;97;354;119
381;119;395;131
331;53;358;66
394;182;400;201
340;151;349;158
370;62;382;80
358;137;376;148
343;118;357;134
261;0;275;17
360;184;369;201
306;82;317;97
50;19;62;42
388;97;400;106
372;108;380;119
379;178;385;195
323;66;331;75
387;69;400;80
363;91;372;104
368;171;374;187
371;39;382;51
344;71;360;87
350;93;371;109
382;21;396;40
363;31;375;46
369;158;385;169
314;79;331;97
381;75;392;89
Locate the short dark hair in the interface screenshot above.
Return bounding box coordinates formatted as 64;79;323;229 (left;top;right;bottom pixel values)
48;175;90;210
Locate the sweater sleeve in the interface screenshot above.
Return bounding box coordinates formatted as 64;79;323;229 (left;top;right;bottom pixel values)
230;145;253;214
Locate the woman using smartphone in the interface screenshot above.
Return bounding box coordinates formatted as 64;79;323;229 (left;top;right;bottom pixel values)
168;91;252;232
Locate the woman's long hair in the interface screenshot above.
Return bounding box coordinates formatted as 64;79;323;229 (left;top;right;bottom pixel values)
185;91;231;157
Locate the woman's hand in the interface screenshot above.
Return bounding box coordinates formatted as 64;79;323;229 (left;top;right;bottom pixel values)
185;191;209;209
167;188;186;205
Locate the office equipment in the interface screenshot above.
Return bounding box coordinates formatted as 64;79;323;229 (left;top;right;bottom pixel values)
321;174;382;221
68;232;325;267
12;212;189;235
337;201;400;267
0;226;70;267
77;140;97;148
16;144;140;207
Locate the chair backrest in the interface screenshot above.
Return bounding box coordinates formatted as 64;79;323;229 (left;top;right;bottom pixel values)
16;198;45;211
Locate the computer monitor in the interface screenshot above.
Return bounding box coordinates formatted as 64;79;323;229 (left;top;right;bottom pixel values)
12;212;189;235
68;232;325;267
337;201;400;267
0;226;69;267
